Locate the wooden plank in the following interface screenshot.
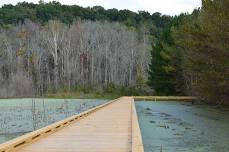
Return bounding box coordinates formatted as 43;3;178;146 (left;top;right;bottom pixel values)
131;98;144;152
0;97;135;152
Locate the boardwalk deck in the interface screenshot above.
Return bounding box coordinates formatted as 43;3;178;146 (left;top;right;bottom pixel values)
0;97;143;152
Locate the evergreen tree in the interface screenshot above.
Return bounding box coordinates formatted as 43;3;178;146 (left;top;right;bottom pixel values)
173;0;229;104
148;16;186;96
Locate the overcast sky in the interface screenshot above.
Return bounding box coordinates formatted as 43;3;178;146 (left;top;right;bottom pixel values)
0;0;202;16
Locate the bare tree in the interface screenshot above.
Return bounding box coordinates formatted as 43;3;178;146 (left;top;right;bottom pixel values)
0;20;151;97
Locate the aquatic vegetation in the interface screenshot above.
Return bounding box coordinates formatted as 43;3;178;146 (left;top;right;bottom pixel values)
0;98;107;143
136;101;229;152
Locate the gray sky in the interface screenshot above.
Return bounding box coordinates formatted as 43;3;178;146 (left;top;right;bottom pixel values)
0;0;202;15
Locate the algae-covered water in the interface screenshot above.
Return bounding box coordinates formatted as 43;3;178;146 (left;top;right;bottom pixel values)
0;98;108;144
136;101;229;152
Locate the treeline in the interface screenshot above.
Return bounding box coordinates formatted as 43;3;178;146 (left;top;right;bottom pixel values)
0;1;172;97
0;1;171;32
0;1;228;104
0;20;151;97
149;0;229;104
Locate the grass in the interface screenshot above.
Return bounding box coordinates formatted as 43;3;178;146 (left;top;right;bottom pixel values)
43;91;120;99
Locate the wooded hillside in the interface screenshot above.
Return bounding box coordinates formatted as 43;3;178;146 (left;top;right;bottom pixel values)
0;0;228;104
0;1;172;97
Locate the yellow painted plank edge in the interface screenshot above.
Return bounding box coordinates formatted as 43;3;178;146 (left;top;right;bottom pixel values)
132;97;144;152
0;97;121;152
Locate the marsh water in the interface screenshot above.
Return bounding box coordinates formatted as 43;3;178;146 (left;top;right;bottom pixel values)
1;98;229;151
136;101;229;152
0;98;108;144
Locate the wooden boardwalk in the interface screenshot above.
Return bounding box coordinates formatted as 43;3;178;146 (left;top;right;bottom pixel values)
134;96;196;101
0;97;144;152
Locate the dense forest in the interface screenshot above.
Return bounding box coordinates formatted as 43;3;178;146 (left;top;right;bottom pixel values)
0;0;170;97
149;0;228;104
0;20;151;97
0;0;228;104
